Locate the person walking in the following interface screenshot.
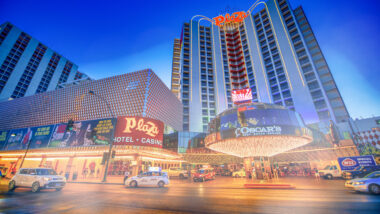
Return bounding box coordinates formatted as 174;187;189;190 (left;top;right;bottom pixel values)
314;168;320;183
124;170;130;183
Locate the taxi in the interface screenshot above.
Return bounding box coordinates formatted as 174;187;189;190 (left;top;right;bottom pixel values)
125;171;169;188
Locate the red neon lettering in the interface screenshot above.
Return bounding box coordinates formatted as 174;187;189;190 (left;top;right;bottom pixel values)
213;11;248;27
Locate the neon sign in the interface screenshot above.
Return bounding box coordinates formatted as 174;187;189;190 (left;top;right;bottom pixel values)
213;11;249;27
231;88;252;104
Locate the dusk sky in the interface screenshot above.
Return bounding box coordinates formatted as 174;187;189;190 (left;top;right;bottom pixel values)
1;0;379;119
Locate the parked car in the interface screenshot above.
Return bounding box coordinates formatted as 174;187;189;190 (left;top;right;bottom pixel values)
343;166;380;180
221;169;232;176
232;169;246;178
345;171;380;194
9;168;66;193
163;168;188;179
193;168;215;182
125;171;169;188
319;165;342;179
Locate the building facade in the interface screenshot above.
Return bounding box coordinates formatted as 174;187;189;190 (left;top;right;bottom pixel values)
0;22;88;101
0;69;183;132
171;0;350;132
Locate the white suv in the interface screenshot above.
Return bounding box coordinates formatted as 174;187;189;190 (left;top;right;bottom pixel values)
163;168;188;179
9;168;66;192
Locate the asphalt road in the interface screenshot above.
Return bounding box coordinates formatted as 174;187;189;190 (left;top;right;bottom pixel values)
0;177;379;214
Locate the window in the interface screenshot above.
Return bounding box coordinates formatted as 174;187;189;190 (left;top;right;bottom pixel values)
20;169;28;174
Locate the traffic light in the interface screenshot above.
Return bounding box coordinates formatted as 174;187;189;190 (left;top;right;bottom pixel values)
111;151;116;159
66;119;74;132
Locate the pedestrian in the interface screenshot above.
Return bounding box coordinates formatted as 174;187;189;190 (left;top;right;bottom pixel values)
314;168;320;183
124;170;129;183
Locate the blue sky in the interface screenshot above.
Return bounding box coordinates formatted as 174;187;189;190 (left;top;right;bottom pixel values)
0;0;379;119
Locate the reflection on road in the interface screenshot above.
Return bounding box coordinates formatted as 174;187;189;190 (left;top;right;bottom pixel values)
1;177;379;213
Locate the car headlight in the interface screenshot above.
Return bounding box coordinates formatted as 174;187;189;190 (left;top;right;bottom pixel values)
44;177;52;181
345;172;351;175
354;181;365;185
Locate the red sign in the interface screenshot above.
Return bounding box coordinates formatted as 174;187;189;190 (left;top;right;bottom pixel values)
231;88;252;104
213;11;249;27
113;116;164;148
341;158;357;167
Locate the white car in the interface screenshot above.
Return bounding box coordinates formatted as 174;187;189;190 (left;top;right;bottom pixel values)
9;168;66;193
345;171;380;194
125;171;169;188
163;168;188;179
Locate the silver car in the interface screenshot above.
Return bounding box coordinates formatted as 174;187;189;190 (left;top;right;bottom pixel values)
9;168;66;193
345;171;380;194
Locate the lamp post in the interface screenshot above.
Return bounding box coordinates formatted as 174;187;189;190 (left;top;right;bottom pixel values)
88;90;116;182
17;129;33;169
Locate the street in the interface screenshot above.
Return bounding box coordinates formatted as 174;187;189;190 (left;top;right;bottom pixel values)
0;177;379;213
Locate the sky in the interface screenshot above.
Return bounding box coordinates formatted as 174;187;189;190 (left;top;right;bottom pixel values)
0;0;379;119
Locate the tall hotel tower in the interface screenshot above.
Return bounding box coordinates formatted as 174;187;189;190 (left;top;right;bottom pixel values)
0;22;89;101
171;0;350;133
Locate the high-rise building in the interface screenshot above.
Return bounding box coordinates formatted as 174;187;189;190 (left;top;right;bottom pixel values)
171;38;181;99
171;0;350;132
0;22;88;101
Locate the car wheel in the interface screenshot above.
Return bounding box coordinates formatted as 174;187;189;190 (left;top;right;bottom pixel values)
8;180;16;191
55;188;63;191
326;174;333;180
129;180;137;188
179;174;185;179
369;184;380;195
31;182;40;193
158;181;165;188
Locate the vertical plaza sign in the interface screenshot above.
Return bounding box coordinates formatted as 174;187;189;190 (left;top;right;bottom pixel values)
213;11;249;27
113;116;164;148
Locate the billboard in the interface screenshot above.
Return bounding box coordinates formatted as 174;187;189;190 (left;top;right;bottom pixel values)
231;88;252;104
0;130;9;150
113;116;164;148
29;125;55;149
4;128;32;150
338;155;377;171
48;118;116;148
219;108;305;139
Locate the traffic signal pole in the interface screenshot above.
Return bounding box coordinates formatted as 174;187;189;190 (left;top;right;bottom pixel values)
88;90;116;183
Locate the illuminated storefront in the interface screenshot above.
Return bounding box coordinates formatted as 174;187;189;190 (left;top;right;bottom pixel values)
205;103;313;157
0;69;184;182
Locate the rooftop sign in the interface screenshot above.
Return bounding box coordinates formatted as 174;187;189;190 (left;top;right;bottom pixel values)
213;11;249;27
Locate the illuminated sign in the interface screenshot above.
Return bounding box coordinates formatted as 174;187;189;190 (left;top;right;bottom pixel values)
213;11;249;27
341;158;357;167
114;116;164;148
231;88;252;104
338;155;376;171
235;125;282;137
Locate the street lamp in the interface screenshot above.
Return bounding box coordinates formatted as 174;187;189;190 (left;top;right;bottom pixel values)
88;90;116;182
